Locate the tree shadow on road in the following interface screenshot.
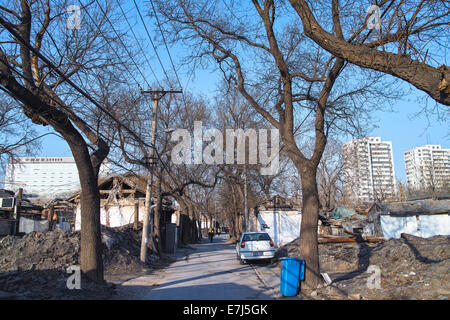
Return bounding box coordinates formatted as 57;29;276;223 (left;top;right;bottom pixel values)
114;282;275;300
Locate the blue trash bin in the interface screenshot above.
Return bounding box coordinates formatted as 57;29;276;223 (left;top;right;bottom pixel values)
280;257;305;296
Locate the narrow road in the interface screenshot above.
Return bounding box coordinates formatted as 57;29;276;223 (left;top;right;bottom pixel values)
113;234;278;300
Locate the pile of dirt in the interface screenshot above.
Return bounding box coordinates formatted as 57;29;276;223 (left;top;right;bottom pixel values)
276;233;450;300
0;223;168;299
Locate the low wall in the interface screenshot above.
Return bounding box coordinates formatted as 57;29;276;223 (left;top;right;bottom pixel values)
257;210;301;246
380;214;450;239
19;217;49;234
75;199;145;230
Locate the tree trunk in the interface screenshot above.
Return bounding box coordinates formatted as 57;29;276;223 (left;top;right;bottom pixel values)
298;164;321;289
230;185;240;242
154;174;164;257
192;217;199;243
0;40;107;284
177;199;189;245
66;136;104;283
181;214;189;245
187;202;195;243
197;218;202;240
78;174;103;282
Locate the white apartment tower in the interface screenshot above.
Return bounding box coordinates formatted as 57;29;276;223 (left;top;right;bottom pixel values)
404;145;450;193
343;137;396;203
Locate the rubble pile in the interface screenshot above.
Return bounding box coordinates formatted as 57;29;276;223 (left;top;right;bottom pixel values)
0;223;165;299
276;233;450;300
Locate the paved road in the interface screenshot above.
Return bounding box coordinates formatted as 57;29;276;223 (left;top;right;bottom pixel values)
113;234;280;300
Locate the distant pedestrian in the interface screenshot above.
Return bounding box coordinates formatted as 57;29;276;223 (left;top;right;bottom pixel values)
208;228;214;243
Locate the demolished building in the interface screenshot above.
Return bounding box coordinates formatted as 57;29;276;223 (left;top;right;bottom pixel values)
319;199;450;242
68;173;178;252
68;173;175;230
0;189;43;235
373;199;450;239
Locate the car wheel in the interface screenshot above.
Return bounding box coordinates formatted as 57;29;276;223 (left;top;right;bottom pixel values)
239;258;246;265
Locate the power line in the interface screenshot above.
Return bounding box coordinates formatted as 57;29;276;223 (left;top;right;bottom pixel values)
0;15;154;151
91;0;152;89
0;63;141;163
131;0;172;85
148;1;183;88
1;57;155;184
115;0;162;87
221;0;240;21
0;17;182;189
148;0;189;110
76;0;146;90
2;55;175;187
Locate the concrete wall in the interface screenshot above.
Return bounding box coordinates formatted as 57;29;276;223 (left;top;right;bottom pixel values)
380;214;450;239
257;210;301;247
75;199;145;230
19;217;49;234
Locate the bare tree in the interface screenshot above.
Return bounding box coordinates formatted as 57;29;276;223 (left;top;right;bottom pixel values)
112;85;224;247
0;94;41;176
316;138;345;211
397;179;407;202
154;0;397;288
408;159;448;200
288;0;450;106
0;0;141;282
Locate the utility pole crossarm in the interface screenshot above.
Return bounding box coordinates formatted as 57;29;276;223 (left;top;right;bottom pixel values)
140;89;183;101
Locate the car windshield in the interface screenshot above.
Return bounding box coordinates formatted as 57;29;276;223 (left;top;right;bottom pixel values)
242;233;271;242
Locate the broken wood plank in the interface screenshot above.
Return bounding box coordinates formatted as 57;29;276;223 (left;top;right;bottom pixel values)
319;236;385;243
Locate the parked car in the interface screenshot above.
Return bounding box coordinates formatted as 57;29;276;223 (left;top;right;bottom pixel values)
236;232;276;264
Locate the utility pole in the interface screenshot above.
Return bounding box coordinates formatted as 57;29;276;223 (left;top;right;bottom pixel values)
243;164;249;232
140;88;182;263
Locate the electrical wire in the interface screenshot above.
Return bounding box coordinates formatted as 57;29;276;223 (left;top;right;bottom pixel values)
131;0;172;86
115;0;162;87
0;15;155;151
91;0;153;89
2;58;177;192
148;0;187;105
0;16;184;190
1;58;147;167
76;0;146;90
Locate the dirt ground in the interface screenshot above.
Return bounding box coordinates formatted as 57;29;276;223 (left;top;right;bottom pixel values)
276;233;450;300
1;225;448;300
0;223;172;299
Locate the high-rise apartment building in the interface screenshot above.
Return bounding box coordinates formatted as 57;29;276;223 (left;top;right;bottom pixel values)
404;145;450;193
3;157;110;198
343;137;396;203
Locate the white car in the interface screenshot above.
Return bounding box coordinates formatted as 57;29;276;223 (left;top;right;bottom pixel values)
236;232;276;264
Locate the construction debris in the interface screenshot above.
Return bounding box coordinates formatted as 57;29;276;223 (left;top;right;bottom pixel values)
0;223;170;299
277;233;450;300
318;234;385;244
